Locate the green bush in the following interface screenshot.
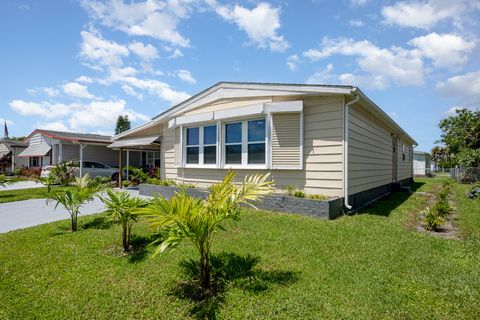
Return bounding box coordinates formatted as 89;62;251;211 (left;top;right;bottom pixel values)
424;206;443;231
286;185;305;198
146;178;177;186
308;194;328;200
51;161;76;186
293;190;305;198
433;200;451;217
126;166;148;186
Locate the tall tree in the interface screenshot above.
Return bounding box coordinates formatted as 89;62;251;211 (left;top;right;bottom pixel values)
115;115;131;135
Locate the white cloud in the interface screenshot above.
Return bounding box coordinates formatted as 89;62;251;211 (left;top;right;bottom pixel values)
9;100;72;119
80;28;129;69
68;99;150;130
349;19;364;27
286;54;300;71
27;87;60;97
175;69;196;84
128;41;159;61
0;118;14;126
408;33;475;69
75;76;94;83
382;0;480;30
119;76;191;104
437;71;480;104
306;64;334;84
168;48;183;59
303;37;425;88
351;0;369;6
81;0;192;47
121;85;144;100
213;2;289;52
37;121;69;131
62;82;95;99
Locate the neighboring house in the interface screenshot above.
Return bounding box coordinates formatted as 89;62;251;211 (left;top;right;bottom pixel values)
110;82;416;210
413;151;432;176
17;129;141;174
0;139;29;173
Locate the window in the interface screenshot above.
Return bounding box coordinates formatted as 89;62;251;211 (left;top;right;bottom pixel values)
247;119;265;164
225;122;242;164
184;125;217;165
141;151;161;168
402;144;410;162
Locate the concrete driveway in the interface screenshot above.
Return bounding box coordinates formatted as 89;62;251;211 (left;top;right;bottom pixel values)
0;189;150;234
0;180;44;191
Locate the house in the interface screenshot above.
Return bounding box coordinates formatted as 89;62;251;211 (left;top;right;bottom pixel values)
413;151;432;176
17;129;141;176
0;139;29;173
110;82;416;210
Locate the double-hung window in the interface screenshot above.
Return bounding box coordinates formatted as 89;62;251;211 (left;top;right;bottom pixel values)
224;118;266;167
185;125;217;165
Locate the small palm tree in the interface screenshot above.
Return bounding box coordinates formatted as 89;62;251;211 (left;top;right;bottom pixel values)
98;189;149;253
140;170;273;290
48;174;99;231
36;174;57;193
0;174;12;188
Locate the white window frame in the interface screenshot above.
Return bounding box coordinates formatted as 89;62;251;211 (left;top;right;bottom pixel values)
183;125;218;168
202;124;217;166
142;151;161;168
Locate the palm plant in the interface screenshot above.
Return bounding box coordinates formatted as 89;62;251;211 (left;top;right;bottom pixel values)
48;174;99;231
0;174;12;188
51;161;76;186
36;174;57;193
140;170;273;290
98;189;149;253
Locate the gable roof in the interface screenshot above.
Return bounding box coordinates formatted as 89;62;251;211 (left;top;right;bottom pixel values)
0;139;28;148
25;129;112;144
113;81;416;145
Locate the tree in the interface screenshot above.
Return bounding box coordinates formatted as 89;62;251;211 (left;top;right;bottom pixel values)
36;174;57;193
98;189;149;253
139;170;273;291
431;146;453;169
115;115;131;135
438;108;480;154
48;174;100;231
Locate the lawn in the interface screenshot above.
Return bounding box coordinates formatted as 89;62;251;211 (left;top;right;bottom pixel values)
0;186;73;203
0;177;479;319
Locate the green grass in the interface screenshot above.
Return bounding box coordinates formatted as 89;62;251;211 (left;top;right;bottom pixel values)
0;186;73;203
1;178;479;319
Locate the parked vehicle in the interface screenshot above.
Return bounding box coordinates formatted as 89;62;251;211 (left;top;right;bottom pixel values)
41;161;119;180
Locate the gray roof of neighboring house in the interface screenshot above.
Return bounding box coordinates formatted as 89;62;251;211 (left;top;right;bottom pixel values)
27;129;112;143
0;139;28;148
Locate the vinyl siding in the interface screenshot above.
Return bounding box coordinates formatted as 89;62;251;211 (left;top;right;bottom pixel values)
184;98;271;116
398;140;413;180
0;143;9;155
271;113;301;168
162;95;344;197
348;104;394;195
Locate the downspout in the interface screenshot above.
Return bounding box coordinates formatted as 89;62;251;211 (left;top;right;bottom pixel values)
344;92;360;211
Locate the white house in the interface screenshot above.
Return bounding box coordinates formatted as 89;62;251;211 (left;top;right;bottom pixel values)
413;151;431;176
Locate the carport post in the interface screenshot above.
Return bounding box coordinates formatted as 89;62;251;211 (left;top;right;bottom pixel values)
126;150;129;181
119;147;123;189
79;144;86;177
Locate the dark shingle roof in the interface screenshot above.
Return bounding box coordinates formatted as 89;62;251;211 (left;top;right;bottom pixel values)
0;139;28;147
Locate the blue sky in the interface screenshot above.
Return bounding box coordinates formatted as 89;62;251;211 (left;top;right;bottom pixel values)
1;0;479;151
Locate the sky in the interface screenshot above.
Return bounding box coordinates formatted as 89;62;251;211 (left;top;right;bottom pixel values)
0;0;479;152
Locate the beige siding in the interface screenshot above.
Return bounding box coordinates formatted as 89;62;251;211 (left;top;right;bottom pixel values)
162;95;344;197
271;113;301;168
398;139;413;180
348;104;394;195
184;98;271;116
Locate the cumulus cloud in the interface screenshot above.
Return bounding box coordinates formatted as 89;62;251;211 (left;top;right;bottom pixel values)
286;54;300;71
303;37;425;88
408;33;475;69
349;19;364;27
81;0;192;47
175;69;196;84
128;41;159;61
382;0;480;30
75;76;94;83
351;0;369;6
121;84;144;100
213;2;289;51
306;64;334;84
27;87;60;97
437;71;480;104
80;28;129;69
62;82;95;99
37;121;69;131
9;100;72;119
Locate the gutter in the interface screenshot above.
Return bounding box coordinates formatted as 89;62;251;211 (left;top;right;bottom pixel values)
344;92;360;211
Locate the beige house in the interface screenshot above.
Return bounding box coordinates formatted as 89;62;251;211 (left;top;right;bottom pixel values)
0;139;29;173
112;82;416;210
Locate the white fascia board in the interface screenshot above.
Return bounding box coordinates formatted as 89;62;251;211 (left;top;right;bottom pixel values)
214;104;264;120
176;112;214;126
264;100;303;113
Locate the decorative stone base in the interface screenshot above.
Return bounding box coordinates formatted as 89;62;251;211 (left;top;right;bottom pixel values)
139;184;344;219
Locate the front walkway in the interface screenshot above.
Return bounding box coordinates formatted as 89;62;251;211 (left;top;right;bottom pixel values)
0;189;150;234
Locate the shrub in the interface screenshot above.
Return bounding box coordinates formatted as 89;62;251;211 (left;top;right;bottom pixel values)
433;200;451;217
424;206;443;231
148;166;160;178
89;176;111;188
308;194;328;200
19;167;41;178
293;190;305;198
122;180;132;188
126;166;148;186
36;174;57;192
146;178;177;186
0;174;12;187
287;185;305;198
51;161;76;186
182;183;196;189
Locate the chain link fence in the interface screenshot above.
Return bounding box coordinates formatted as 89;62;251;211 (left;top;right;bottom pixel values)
450;167;480;183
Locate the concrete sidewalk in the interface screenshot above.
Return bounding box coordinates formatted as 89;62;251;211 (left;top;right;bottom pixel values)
0;180;44;191
0;189;150;234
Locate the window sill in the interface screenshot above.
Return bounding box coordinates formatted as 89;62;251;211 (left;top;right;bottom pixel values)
175;164;268;170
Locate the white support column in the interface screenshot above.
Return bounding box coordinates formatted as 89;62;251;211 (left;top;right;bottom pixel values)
126;150;130;181
79;144;86;177
59;143;63;163
11;148;15;172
